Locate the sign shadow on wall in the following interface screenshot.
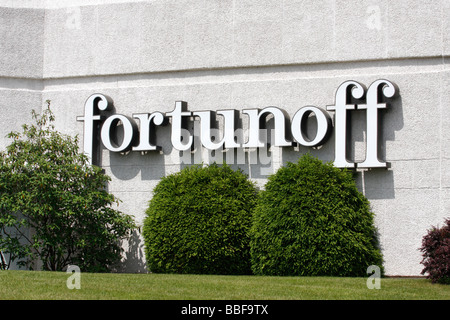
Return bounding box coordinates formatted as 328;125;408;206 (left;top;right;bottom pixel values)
353;95;404;200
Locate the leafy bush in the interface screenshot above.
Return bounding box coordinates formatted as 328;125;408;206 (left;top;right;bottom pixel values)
250;153;383;276
0;104;136;272
143;163;258;275
420;218;450;284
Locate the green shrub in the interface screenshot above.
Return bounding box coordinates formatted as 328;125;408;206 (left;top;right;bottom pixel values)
143;163;258;275
250;153;383;276
0;105;136;272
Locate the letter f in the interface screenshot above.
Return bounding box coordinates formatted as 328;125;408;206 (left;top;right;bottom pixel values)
77;94;113;165
327;81;366;168
358;79;398;168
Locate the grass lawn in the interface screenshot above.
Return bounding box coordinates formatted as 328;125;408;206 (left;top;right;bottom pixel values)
0;270;448;300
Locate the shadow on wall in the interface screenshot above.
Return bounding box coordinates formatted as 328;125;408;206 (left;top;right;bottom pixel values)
118;230;147;273
282;93;404;200
106;114;286;182
360;95;404;200
105;91;403;273
105;93;404;201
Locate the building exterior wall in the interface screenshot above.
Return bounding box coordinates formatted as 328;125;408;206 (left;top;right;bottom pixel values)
1;0;449;275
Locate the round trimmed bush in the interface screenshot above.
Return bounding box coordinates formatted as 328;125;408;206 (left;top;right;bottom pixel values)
250;153;383;276
143;163;258;275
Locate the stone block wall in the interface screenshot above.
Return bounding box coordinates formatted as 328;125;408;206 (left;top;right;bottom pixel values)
0;0;448;275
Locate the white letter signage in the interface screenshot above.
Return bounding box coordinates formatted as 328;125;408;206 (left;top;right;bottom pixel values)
167;101;193;151
76;93;113;164
100;114;138;153
77;80;399;169
291;106;332;147
326;80;366;168
358;79;398;168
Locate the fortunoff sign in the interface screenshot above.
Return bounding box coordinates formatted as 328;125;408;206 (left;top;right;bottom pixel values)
77;79;398;169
